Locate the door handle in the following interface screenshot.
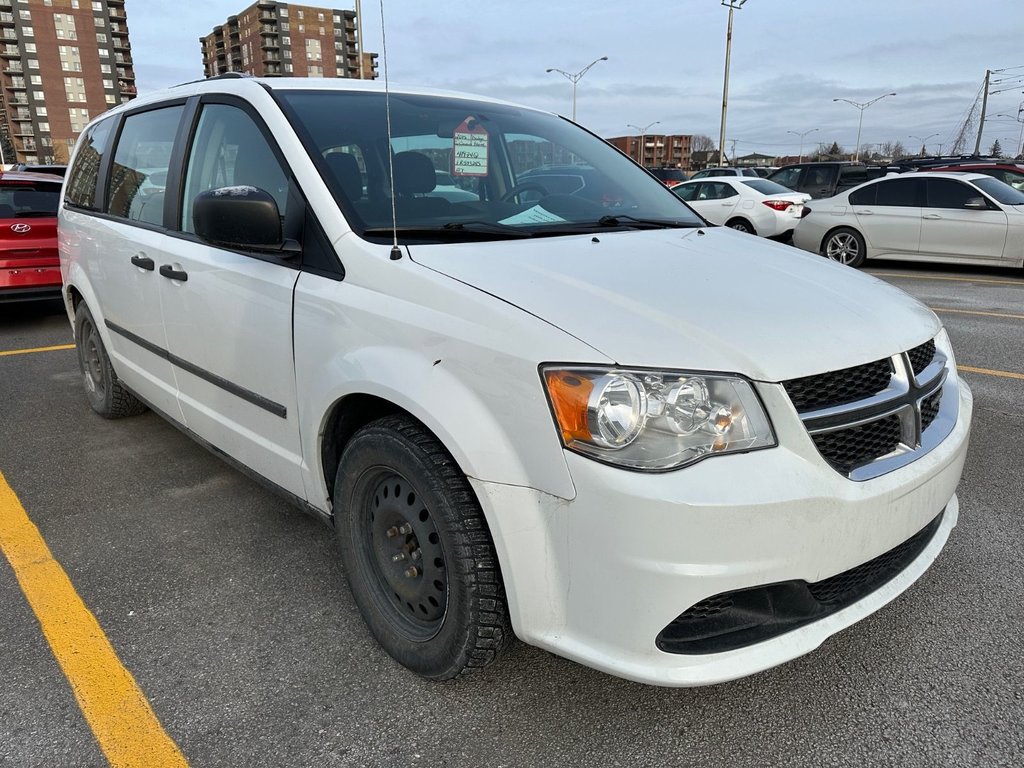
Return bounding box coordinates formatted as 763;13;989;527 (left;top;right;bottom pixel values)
131;254;155;270
159;264;188;282
858;209;874;215
922;214;942;220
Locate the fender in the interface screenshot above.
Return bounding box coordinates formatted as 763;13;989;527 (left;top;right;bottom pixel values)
297;342;578;511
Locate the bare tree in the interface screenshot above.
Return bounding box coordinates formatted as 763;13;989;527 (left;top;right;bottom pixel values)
691;134;716;153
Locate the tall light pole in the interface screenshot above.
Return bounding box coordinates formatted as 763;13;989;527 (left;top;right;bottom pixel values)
909;133;939;157
833;92;896;162
718;0;747;167
786;128;818;163
627;121;660;167
992;102;1024;159
546;56;608;123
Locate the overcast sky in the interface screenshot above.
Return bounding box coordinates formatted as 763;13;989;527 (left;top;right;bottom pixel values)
129;0;1024;158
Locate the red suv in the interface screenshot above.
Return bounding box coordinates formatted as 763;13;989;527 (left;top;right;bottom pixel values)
0;171;62;304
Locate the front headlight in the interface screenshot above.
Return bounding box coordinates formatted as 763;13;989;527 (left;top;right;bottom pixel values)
542;366;776;471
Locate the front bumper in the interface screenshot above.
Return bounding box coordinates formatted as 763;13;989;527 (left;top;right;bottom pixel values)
472;381;972;686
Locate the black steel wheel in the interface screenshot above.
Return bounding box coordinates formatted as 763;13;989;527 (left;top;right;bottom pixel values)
334;415;511;680
74;302;146;418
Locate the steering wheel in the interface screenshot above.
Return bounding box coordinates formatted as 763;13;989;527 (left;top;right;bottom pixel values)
500;182;550;203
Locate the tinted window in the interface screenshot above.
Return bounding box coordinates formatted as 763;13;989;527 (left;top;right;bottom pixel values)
874;177;922;207
700;182;737;200
973;176;1024;205
0;180;60;218
741;179;795;196
673;183;698;201
65;117;114;210
107;105;184;225
802;167;835;189
181;103;289;233
848;183;877;206
769;168;800;189
925;178;980;209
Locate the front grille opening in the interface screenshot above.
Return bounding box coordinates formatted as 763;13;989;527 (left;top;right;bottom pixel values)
920;390;942;431
784;358;893;413
908;340;937;376
812;414;902;474
656;511;944;655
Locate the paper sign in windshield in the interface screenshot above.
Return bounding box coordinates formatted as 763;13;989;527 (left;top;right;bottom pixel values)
452;117;489;177
498;205;567;225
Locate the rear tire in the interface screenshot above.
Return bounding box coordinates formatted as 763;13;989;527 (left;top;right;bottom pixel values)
74;302;147;419
333;414;512;680
822;227;867;268
726;218;756;235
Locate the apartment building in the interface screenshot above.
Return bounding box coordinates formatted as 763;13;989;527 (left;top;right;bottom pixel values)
201;2;377;80
0;0;135;165
607;134;692;170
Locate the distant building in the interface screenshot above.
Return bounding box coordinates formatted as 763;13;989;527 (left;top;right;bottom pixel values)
734;152;775;168
607;134;692;169
201;2;377;80
0;0;136;165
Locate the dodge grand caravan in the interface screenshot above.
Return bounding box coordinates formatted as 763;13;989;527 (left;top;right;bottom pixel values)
59;76;972;686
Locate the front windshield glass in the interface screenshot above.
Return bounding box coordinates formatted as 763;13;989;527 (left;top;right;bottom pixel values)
279;90;703;242
973;176;1024;205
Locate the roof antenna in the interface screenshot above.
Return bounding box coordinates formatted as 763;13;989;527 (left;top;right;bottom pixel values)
379;0;402;261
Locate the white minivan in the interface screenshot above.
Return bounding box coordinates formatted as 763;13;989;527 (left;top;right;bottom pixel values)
59;76;972;686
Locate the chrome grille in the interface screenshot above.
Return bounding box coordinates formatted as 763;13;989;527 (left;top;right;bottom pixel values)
783;338;955;480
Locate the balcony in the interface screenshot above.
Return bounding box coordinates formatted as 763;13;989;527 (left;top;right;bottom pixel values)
263;53;281;62
0;48;21;59
0;12;13;26
260;25;278;34
261;41;279;50
5;80;25;90
113;38;130;51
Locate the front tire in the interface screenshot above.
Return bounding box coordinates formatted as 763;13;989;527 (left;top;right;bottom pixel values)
333;415;511;680
74;302;147;419
822;227;867;268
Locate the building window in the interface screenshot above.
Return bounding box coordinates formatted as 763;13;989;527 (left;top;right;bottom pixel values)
96;33;107;43
64;76;87;102
36;106;46;116
22;26;33;36
32;90;43;100
92;1;101;10
97;48;108;58
306;38;321;61
318;12;324;21
24;42;36;53
27;58;38;69
38;122;49;132
100;63;111;73
30;75;41;85
19;9;30;20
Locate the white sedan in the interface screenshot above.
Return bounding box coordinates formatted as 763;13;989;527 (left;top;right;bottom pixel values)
673;177;810;239
793;171;1024;268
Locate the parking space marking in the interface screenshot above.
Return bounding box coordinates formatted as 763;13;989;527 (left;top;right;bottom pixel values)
0;471;188;768
932;307;1024;321
0;343;75;357
958;365;1024;381
869;271;1024;287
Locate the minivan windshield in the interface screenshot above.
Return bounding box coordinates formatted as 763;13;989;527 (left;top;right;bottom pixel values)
278;90;704;242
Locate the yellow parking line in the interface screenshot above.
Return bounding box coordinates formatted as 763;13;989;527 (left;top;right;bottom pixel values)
959;365;1024;381
869;271;1024;287
0;343;75;357
0;470;188;768
932;307;1024;321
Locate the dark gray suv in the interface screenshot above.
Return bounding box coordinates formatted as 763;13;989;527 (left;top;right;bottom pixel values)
768;162;899;199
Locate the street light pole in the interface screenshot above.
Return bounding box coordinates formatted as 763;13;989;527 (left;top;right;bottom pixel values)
908;133;939;157
786;128;818;163
718;0;747;167
833;92;896;162
627;121;660;167
546;56;608;123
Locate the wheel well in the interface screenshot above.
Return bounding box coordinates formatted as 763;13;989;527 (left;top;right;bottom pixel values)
67;286;83;311
726;217;754;232
321;394;406;501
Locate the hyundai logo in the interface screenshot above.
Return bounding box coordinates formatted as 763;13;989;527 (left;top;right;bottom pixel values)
10;223;31;233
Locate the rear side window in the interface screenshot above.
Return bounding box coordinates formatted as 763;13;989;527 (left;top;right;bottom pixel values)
874;177;923;207
770;167;800;189
848;183;877;206
65;118;114;210
107;105;184;225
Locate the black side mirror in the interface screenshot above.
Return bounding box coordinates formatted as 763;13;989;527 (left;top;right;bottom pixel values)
193;186;282;250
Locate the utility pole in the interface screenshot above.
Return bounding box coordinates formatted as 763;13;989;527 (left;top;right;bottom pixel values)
974;69;991;156
718;0;747;167
355;0;364;79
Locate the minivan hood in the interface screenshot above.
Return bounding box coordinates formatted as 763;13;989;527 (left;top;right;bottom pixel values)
409;228;939;382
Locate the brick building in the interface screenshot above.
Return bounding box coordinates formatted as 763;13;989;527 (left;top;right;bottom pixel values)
201;2;377;80
607;133;692;170
0;0;136;165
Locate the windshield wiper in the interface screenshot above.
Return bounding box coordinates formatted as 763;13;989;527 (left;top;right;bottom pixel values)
362;223;532;241
595;214;700;229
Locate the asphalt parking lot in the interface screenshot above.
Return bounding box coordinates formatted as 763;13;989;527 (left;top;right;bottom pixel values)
2;262;1023;768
